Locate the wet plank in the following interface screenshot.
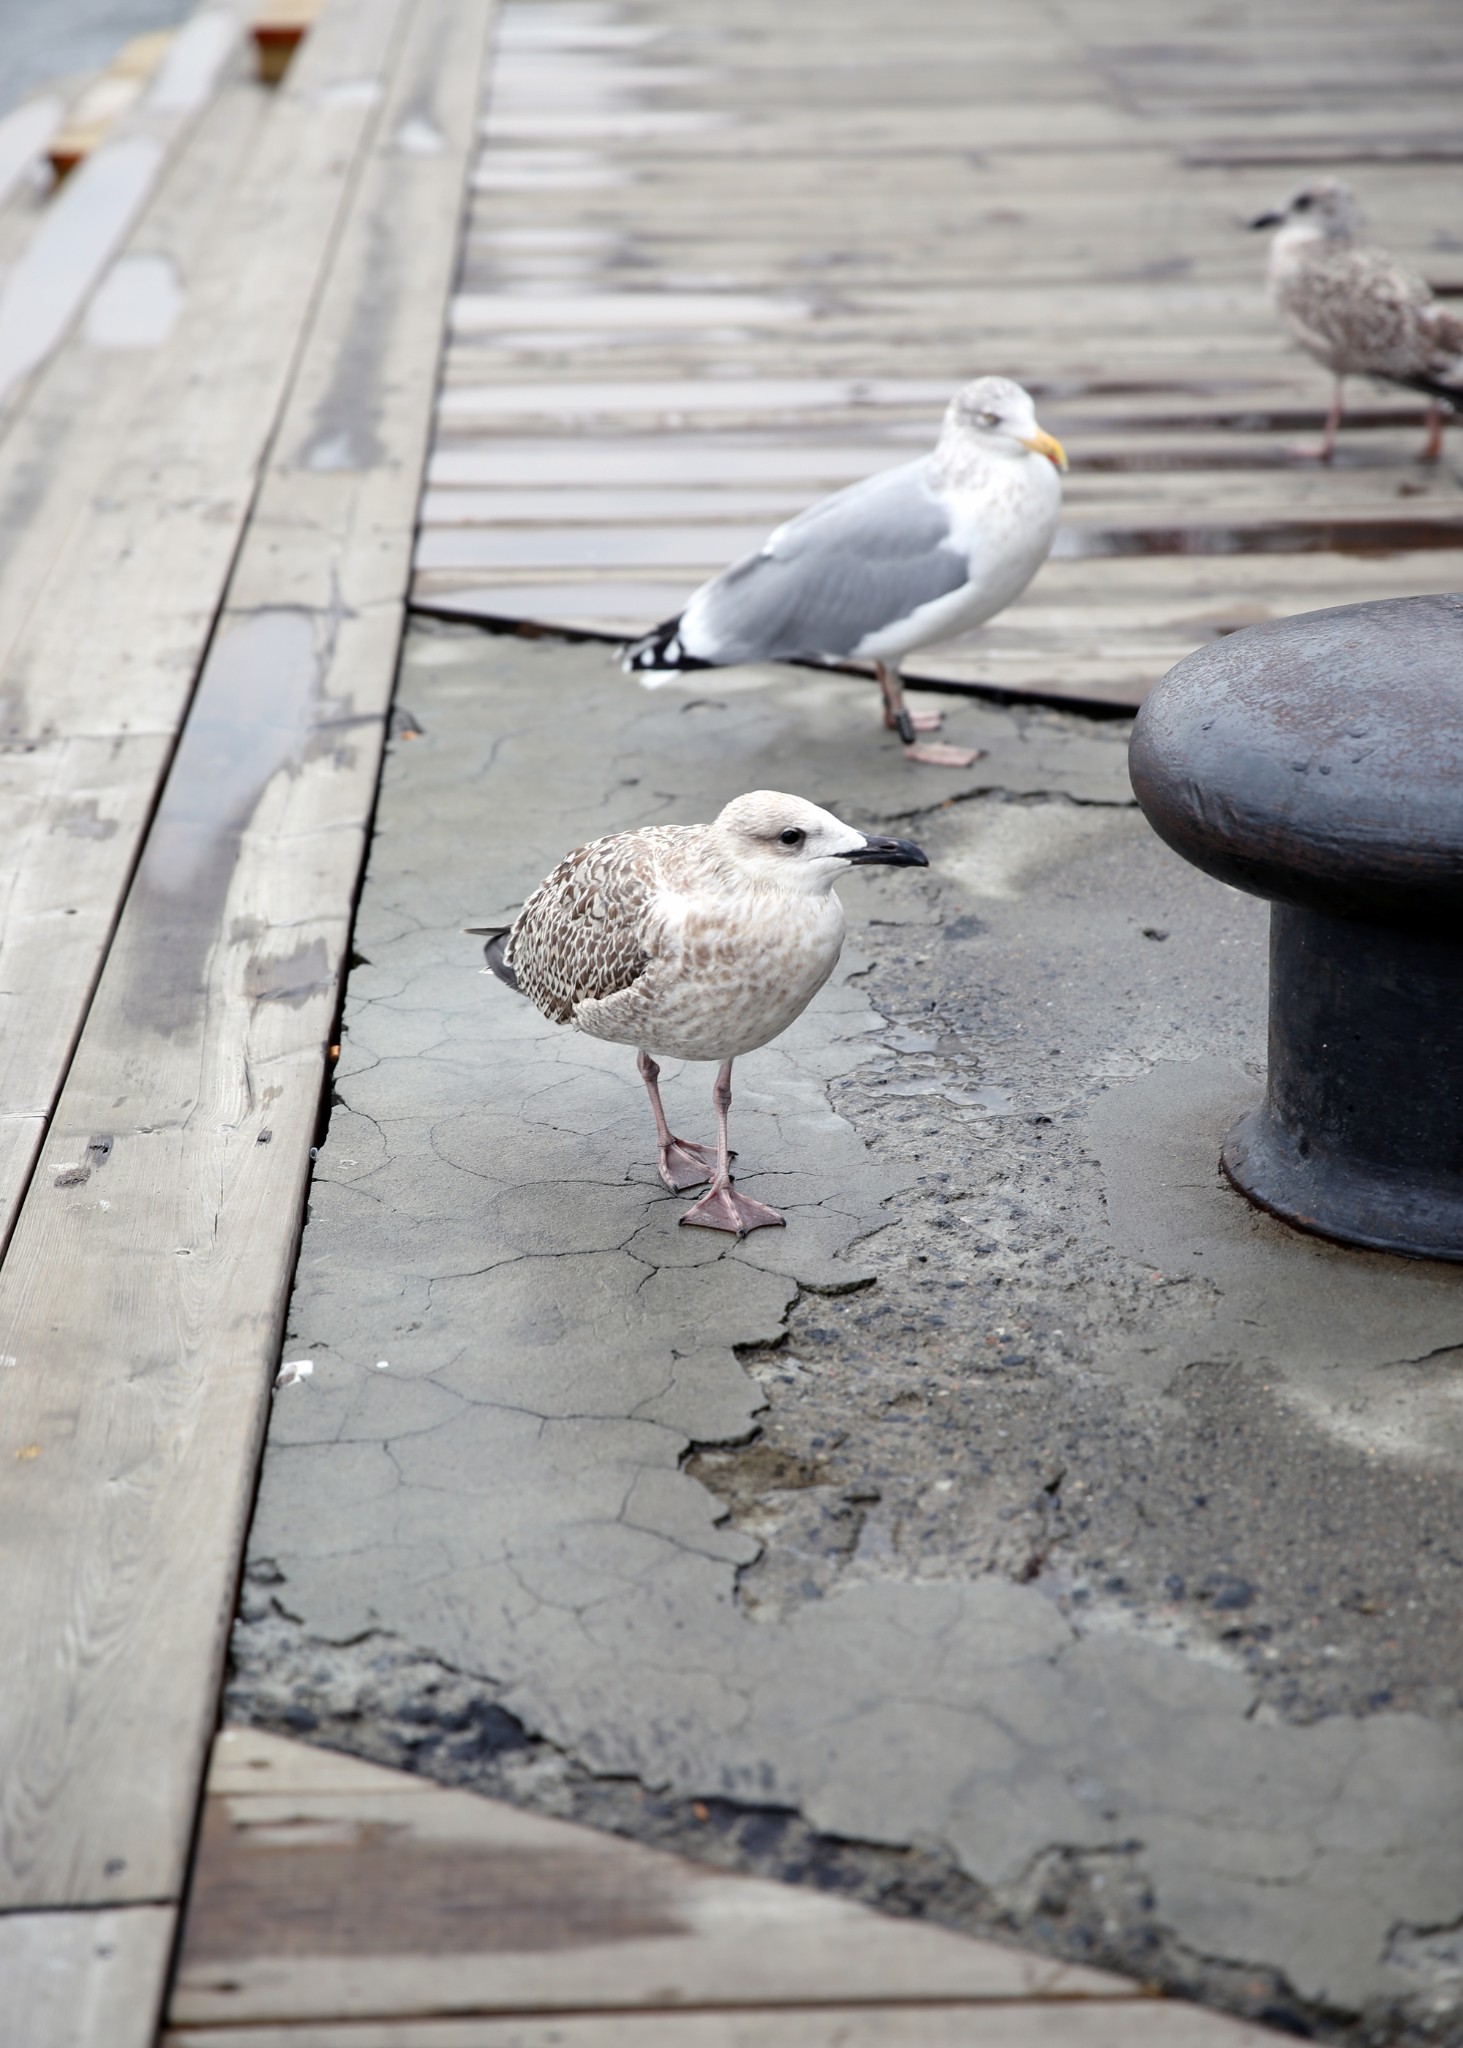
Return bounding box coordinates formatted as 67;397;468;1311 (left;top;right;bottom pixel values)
0;0;493;1922
0;0;406;1256
169;1730;1131;2028
3;1905;176;2048
166;1732;1283;2043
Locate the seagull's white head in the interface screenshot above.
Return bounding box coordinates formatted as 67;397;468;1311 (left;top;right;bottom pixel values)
1249;177;1360;244
940;375;1067;473
708;791;928;896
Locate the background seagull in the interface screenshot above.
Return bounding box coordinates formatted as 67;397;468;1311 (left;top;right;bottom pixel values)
472;792;928;1235
1250;178;1463;462
622;376;1066;767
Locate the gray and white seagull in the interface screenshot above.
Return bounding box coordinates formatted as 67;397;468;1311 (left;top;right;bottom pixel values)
623;376;1066;767
1250;178;1463;462
472;792;928;1235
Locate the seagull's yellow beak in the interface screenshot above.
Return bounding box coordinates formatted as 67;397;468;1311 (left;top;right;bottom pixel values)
1021;425;1068;472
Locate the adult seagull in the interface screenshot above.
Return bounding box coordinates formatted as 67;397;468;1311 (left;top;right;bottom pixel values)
622;377;1066;766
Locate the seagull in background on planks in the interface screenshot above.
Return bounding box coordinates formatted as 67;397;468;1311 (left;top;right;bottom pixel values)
621;377;1066;767
1249;178;1463;462
470;792;928;1235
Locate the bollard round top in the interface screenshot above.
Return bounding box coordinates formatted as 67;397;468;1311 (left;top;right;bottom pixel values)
1129;593;1463;925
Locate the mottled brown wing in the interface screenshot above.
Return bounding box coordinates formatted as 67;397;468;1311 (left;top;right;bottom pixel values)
1421;301;1463;367
506;831;664;1024
1283;245;1435;379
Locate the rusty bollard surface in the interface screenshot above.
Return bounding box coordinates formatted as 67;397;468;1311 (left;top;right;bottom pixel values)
1129;592;1463;1262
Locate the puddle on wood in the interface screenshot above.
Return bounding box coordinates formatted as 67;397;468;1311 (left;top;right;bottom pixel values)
1056;517;1463;560
1056;405;1437;437
120;611;355;1040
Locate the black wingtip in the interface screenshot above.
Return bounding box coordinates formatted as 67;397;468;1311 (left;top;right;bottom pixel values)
621;615;711;673
1398;374;1463;411
468;927;520;990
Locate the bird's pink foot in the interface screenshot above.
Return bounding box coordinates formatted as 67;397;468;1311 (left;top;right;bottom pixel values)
903;741;986;767
907;708;945;732
658;1138;718;1192
680;1182;785;1235
1285;441;1335;463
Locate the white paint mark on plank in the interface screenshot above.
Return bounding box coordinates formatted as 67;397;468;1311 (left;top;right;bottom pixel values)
0;136;164;412
0;97;63;212
84;254;183;349
148;11;241;115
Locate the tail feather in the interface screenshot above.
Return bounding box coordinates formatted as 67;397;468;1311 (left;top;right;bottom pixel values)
466;927;520;991
620;615;712;674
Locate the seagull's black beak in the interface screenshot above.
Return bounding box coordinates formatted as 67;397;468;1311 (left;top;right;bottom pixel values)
839;834;929;868
1248;209;1283;230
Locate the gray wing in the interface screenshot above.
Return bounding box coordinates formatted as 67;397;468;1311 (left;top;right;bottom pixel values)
681;458;969;664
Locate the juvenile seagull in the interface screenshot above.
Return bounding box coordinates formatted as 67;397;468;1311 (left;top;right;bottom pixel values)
622;377;1066;767
474;792;928;1235
1250;178;1463;462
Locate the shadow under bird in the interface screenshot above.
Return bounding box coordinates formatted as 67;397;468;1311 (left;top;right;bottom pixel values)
471;793;928;1235
622;376;1066;767
1249;177;1463;462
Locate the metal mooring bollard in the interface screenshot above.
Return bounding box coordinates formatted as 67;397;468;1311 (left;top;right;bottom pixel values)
1129;592;1463;1262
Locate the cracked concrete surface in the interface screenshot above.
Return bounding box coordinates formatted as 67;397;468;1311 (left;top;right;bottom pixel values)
234;626;1463;2046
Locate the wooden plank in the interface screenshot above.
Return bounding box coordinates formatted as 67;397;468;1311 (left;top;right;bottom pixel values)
0;734;172;1260
0;65;261;598
0;95;64;213
0;1;243;423
3;1905;176;2048
162;2003;1287;2047
0;78;277;1249
0;0;408;1255
170;1731;1129;2027
207;1725;427;1799
0;0;494;1918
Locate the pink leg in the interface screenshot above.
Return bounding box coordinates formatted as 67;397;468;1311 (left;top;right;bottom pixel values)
638;1050;716;1191
1289;380;1344;462
1419;402;1446;463
876;661;983;769
680;1061;785;1236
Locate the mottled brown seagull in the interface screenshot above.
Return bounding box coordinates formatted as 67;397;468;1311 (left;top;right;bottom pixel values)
1250;178;1463;462
622;377;1066;767
473;793;928;1235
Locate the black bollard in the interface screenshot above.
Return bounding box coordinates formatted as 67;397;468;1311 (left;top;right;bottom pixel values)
1129;592;1463;1262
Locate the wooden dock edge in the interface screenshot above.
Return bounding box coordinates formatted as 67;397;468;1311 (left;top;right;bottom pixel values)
0;6;497;2046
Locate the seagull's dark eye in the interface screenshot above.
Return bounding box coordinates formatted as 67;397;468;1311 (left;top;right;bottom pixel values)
977;410;1001;427
778;827;805;848
1294;194;1312;212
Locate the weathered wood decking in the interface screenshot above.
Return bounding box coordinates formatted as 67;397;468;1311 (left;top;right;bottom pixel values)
158;1727;1279;2045
1;0;493;2035
416;0;1463;710
0;0;1457;2039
